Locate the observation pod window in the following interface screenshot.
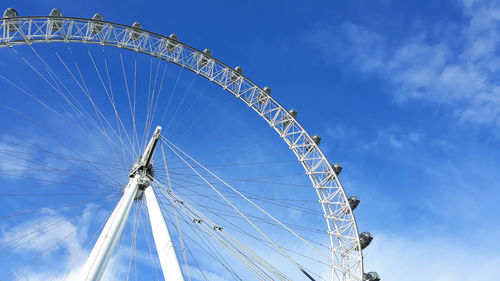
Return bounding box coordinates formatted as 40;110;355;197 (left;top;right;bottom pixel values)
48;8;63;31
3;8;19;32
90;13;105;34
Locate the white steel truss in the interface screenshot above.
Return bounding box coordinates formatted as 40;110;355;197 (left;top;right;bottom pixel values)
1;16;364;281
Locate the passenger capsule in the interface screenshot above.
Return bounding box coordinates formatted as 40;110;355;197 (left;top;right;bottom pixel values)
203;48;212;56
129;21;142;42
3;8;19;32
230;66;243;83
92;13;103;21
282;109;297;126
3;8;18;18
49;8;62;17
132;21;142;29
306;134;321;152
364;272;381;281
166;33;178;53
359;232;373;250
90;13;104;34
312;135;321;145
333;163;342;175
327;163;343;181
199;48;212;67
348;196;360;211
258;86;271;104
49;8;63;31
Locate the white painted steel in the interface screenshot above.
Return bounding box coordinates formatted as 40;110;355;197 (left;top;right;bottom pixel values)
144;186;185;281
77;174;142;281
0;16;364;281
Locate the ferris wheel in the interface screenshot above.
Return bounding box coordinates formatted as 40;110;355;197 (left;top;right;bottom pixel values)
0;8;380;281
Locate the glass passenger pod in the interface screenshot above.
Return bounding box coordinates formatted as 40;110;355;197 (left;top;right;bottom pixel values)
90;13;105;35
49;8;63;32
358;232;373;250
364;272;381;281
258;86;271;104
230;65;243;84
166;33;178;53
129;21;143;42
3;8;19;32
306;134;321;152
198;48;212;68
327;163;343;181
282;109;297;127
348;195;360;211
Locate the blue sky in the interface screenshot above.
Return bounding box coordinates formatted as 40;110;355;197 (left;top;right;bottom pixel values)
0;0;499;280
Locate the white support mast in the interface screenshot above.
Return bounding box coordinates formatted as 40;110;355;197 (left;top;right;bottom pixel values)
77;174;144;281
78;126;179;281
144;185;185;281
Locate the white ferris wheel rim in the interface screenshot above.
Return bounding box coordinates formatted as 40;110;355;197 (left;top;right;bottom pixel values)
0;14;364;281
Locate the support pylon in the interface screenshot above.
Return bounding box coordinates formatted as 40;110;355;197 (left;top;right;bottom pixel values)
77;126;183;281
144;185;185;280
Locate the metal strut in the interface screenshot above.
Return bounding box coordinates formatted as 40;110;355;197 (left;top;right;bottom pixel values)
77;126;183;281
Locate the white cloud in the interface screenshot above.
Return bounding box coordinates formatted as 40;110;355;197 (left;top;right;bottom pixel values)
0;206;90;281
0;137;34;178
198;269;228;281
363;232;499;281
0;202;143;281
364;126;423;150
309;0;500;128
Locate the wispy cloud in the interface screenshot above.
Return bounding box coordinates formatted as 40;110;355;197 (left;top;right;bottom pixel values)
363;232;500;281
0;203;146;281
308;0;500;129
326;123;423;151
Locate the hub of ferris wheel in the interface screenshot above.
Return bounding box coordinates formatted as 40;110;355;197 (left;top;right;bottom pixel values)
127;126;161;200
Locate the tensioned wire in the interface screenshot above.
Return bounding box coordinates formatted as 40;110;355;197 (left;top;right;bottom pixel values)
160;182;331;256
152;174;328;236
153;156;332;258
156;193;240;280
157;188;278;280
0;43;176;278
0;43;145;197
155;188;322;279
156;141;329;225
156;147;330;278
0;193;117;253
159;139;323;280
25;44;132;165
0;195;115;280
166;182;327;280
137;200;162;281
0;40;336;278
156;142;327;280
2;47;131;170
